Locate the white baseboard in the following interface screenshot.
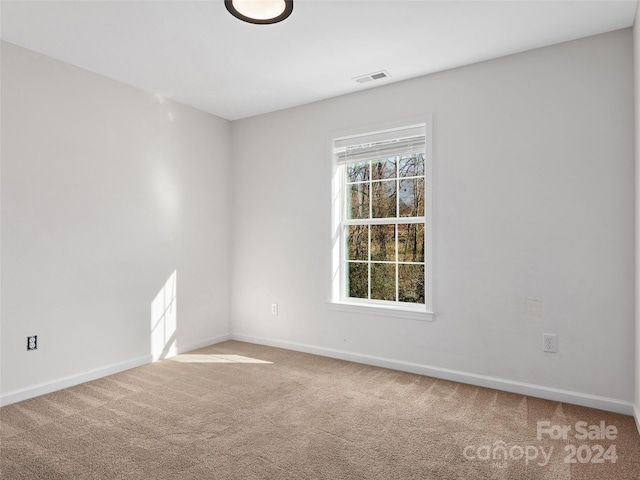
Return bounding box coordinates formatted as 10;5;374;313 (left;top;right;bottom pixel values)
0;333;232;407
634;404;640;437
177;333;232;355
231;333;635;417
0;354;151;407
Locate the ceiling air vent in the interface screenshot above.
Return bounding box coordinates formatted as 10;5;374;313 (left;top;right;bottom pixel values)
353;70;391;84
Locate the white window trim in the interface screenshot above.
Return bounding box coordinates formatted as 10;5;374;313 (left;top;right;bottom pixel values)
329;117;435;321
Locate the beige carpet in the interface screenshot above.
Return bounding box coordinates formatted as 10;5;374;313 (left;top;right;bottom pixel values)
1;340;639;479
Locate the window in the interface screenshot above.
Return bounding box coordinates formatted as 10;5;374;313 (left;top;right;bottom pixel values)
331;120;433;317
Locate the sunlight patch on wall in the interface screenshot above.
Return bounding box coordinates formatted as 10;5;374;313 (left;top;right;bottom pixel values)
151;270;177;361
169;354;272;364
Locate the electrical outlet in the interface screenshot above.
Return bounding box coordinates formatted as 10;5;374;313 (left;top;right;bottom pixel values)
542;333;557;353
27;335;38;351
271;304;278;316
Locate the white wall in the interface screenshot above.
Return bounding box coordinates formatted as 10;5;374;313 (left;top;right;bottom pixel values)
0;42;232;403
231;29;635;413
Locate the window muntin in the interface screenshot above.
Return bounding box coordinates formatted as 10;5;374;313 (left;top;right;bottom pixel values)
334;123;430;311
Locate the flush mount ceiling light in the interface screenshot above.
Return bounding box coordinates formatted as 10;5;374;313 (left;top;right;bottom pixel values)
225;0;293;24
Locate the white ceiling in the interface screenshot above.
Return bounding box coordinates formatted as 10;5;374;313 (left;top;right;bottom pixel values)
1;0;637;120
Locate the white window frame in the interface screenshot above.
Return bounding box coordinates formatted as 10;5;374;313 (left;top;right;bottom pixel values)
329;118;435;321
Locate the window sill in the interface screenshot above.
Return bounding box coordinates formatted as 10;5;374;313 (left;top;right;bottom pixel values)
326;301;435;322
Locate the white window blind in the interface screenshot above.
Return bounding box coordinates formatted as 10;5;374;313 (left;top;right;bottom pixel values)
334;124;426;164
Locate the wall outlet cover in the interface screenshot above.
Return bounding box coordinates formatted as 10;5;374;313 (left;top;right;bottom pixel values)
543;333;557;353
